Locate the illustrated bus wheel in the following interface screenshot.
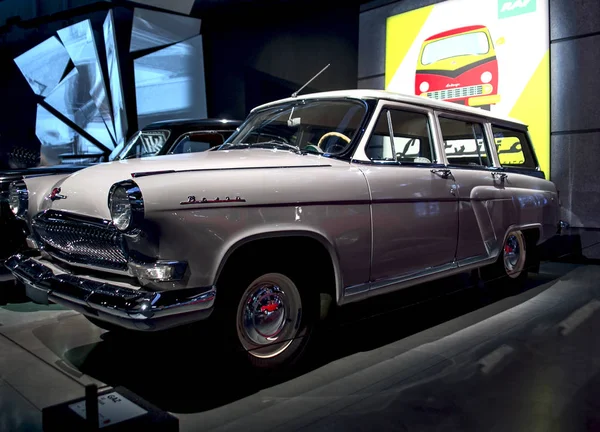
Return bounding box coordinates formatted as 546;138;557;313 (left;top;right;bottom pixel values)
481;230;528;290
217;267;317;373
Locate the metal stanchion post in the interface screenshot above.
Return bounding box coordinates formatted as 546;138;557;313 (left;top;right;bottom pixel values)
85;384;99;431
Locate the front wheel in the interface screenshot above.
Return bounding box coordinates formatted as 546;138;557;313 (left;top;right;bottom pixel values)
216;266;318;372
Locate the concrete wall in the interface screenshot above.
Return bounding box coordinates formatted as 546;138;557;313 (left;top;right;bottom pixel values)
359;0;600;232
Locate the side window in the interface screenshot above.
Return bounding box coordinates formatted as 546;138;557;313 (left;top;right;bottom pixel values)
439;117;491;167
491;126;537;169
365;108;435;164
170;132;225;154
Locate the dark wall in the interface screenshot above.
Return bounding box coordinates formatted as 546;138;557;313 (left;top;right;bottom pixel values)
549;0;600;230
202;1;360;120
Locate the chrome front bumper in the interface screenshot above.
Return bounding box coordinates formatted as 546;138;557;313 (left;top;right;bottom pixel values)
4;254;215;331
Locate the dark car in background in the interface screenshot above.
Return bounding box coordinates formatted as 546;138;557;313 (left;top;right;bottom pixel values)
0;118;241;282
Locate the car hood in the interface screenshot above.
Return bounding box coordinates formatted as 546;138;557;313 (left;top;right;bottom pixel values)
35;150;340;220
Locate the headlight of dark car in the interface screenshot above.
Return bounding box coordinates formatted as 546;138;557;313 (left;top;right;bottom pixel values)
8;180;28;219
108;180;144;232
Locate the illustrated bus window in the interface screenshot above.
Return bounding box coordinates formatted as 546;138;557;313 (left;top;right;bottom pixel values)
421;32;490;65
439;117;491;167
365;109;434;164
492;126;536;169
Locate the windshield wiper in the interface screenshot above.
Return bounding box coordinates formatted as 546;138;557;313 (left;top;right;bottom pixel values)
249;141;301;153
121;152;158;160
224;141;302;154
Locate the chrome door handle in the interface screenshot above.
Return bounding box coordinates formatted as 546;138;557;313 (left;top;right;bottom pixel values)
491;172;508;181
431;168;452;178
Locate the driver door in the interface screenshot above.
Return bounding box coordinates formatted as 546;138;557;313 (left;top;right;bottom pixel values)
359;104;459;288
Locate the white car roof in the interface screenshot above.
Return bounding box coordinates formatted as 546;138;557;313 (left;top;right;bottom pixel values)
252;89;526;127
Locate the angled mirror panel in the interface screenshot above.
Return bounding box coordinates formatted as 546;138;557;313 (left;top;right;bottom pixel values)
57;19;116;144
104;10;127;147
127;0;195;15
36;104;104;166
134;34;207;129
130;8;201;53
44;68;114;150
14;36;70;97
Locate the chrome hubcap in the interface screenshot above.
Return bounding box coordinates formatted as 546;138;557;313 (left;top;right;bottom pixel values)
236;273;302;359
503;231;525;278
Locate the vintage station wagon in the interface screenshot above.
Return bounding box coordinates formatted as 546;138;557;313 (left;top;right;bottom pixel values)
5;90;561;370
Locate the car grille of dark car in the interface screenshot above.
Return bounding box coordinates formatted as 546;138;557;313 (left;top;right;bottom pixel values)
32;211;128;272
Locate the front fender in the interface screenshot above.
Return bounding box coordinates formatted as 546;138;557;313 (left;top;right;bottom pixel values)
214;228;345;303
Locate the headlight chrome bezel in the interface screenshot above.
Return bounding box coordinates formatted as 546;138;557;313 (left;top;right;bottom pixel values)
8;180;28;220
108;180;144;232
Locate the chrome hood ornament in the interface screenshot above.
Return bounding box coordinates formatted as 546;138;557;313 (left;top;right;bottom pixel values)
46;187;67;201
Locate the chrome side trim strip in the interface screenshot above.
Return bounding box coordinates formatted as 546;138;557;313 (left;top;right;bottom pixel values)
341;223;542;305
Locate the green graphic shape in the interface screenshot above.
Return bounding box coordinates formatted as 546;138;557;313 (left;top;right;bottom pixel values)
498;0;536;19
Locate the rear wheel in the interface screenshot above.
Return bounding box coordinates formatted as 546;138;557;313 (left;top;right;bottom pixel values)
480;230;528;289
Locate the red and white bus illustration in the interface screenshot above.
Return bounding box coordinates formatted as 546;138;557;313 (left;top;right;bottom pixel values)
415;25;503;110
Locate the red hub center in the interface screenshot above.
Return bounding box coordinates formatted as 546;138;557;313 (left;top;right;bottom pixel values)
260;302;278;313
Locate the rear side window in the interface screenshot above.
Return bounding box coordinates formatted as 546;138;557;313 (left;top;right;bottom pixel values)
439;117;492;167
491;126;537;169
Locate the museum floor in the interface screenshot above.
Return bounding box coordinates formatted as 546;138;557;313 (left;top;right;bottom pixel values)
2;232;600;431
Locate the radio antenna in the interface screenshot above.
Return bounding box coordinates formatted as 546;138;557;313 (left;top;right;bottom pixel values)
291;63;330;98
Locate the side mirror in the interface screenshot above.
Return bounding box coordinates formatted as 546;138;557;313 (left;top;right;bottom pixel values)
495;37;506;46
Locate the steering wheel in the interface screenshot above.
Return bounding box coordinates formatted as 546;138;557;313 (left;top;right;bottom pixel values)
317;132;351;151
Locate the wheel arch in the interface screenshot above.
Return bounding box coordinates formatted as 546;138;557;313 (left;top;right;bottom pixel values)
214;230;344;305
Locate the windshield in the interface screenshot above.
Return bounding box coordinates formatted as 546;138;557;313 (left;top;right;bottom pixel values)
109;129;171;161
421;31;490;65
218;99;367;155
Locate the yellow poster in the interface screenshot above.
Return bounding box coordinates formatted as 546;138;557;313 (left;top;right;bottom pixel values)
385;0;550;177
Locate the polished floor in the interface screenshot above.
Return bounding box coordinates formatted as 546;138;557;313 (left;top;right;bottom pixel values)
2;242;600;431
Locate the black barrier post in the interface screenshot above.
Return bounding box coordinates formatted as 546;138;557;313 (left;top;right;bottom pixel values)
85;384;99;431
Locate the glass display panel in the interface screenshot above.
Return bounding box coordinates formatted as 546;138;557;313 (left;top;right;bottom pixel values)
104;10;128;147
130;8;201;52
14;36;70;97
44;69;114;150
57;19;116;145
36;104;103;166
134;35;207;129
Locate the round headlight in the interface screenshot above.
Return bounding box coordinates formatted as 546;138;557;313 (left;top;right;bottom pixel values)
8;180;28;219
109;186;131;230
108;180;144;232
481;71;492;83
419;81;430;93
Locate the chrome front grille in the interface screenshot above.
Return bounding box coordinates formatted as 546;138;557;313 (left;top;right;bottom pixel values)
32;211;128;272
426;85;483;100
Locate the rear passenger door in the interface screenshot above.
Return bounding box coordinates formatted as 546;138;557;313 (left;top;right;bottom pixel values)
435;113;508;262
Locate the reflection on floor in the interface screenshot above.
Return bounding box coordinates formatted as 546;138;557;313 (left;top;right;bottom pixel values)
2;259;600;431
